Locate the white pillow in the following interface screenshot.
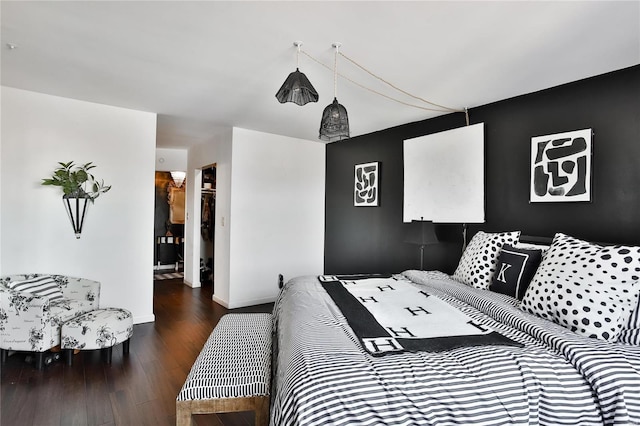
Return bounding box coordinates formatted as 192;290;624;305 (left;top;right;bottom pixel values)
514;241;550;259
521;233;640;341
8;275;64;301
548;281;638;341
453;230;521;289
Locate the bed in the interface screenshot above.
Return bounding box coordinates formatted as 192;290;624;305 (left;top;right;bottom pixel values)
270;232;640;425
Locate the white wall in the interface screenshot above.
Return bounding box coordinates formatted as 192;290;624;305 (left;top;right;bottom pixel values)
227;128;325;308
184;127;325;308
184;128;233;300
0;87;157;324
156;148;188;172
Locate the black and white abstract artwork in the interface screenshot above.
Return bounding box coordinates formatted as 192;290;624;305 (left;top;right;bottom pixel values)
354;162;379;207
530;128;592;203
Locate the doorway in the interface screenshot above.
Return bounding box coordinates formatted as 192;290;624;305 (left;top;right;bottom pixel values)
200;165;216;288
153;171;185;279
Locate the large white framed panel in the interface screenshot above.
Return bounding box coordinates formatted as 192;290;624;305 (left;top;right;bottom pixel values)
403;123;485;223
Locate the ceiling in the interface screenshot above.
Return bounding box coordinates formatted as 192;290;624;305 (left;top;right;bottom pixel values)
2;1;639;148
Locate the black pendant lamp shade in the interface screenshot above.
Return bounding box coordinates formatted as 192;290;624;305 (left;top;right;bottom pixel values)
319;98;350;141
275;42;318;106
319;43;350;142
275;68;319;106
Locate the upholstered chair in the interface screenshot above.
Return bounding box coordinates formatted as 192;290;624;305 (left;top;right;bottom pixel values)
0;274;100;369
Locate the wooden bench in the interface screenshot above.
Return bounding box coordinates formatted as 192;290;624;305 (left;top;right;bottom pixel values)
176;313;272;426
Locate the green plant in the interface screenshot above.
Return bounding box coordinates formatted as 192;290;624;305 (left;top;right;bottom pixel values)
42;161;111;201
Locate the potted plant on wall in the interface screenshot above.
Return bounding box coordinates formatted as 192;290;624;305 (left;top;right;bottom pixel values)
42;161;111;239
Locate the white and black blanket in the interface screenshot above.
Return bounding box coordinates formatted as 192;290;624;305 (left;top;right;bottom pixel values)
319;274;520;355
271;270;640;426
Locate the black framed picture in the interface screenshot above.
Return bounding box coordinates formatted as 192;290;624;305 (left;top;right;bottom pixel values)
354;162;379;207
530;128;592;203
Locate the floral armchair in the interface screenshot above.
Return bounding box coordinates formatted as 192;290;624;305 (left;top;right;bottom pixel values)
0;274;100;369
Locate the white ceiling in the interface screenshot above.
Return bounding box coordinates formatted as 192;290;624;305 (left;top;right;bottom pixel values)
2;1;639;148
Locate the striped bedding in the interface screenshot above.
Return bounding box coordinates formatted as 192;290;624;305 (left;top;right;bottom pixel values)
271;270;640;425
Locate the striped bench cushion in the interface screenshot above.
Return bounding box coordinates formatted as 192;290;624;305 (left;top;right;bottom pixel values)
177;313;272;401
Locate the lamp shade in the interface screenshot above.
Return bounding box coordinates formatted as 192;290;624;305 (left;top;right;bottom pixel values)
319;98;350;141
275;68;319;106
171;171;186;188
404;220;439;246
405;220;439;270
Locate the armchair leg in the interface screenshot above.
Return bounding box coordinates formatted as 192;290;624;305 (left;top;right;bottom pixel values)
64;349;74;366
35;352;45;370
102;347;113;364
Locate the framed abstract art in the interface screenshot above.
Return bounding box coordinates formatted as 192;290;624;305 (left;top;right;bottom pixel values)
530;128;592;203
354;162;379;207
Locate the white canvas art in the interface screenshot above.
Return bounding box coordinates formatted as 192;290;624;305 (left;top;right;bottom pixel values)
403;123;485;223
530;128;592;202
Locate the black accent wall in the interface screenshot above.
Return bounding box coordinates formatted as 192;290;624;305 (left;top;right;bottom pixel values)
325;65;640;275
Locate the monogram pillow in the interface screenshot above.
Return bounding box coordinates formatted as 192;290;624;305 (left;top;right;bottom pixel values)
489;244;542;300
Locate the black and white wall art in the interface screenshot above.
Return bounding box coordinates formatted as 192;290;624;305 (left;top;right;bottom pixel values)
354;162;379;206
530;128;592;203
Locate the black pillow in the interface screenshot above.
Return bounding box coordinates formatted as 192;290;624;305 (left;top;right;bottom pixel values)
489;244;542;300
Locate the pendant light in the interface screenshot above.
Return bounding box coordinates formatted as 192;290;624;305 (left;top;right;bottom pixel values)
170;171;186;188
319;43;350;141
275;41;319;106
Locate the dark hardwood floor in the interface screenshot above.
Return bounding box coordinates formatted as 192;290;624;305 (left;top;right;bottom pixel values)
1;278;274;426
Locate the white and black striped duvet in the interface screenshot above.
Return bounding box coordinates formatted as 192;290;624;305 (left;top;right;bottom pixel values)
271;270;640;425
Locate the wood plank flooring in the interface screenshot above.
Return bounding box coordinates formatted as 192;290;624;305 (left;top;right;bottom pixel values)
1;279;274;426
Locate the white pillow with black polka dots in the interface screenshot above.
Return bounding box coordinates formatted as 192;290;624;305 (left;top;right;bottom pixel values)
453;230;521;289
521;233;640;341
547;280;639;341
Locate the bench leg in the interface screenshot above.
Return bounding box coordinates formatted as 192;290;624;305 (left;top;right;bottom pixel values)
175;401;194;426
255;396;270;426
1;349;7;364
123;338;130;355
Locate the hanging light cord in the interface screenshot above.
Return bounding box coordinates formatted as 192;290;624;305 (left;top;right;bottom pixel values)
333;45;338;99
339;51;459;113
302;48;469;123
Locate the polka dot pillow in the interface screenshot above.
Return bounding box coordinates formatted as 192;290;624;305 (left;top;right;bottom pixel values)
548;281;638;341
520;233;640;341
453;230;521;289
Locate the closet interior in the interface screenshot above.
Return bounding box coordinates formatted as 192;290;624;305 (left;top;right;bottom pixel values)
200;165;216;285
